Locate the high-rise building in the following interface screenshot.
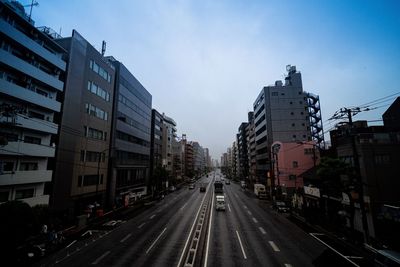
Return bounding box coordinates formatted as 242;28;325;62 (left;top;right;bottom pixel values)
246;112;256;185
0;0;67;206
52;30;115;216
253;65;322;185
237;122;248;180
150;109;163;192
105;57;152;207
161;113;176;174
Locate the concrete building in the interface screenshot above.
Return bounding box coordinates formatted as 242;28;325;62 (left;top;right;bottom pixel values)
51;30;115;216
106;57;152;207
246;112;257;186
253;65;322;187
192;141;204;175
237;122;249;180
0;0;67;206
161;113;176;175
184;140;194;178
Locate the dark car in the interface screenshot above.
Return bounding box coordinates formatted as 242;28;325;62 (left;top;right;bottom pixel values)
189;183;195;189
273;201;290;213
200;185;206;192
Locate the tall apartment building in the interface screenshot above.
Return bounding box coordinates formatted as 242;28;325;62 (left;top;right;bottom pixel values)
253;65;319;184
237;122;248;180
246;112;256;185
184;140;194;178
192;141;204;174
106;57;152;207
52;30;115;216
161;113;176;174
0;0;66;206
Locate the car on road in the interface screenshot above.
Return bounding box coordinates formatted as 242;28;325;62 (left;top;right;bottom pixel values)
273;201;290;213
215;195;226;211
189;183;195;190
199;184;206;192
225;180;230;185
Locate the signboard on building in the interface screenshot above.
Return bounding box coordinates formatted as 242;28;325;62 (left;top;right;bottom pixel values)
304;186;320;198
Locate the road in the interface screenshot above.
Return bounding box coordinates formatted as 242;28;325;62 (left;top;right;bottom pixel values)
35;170;360;267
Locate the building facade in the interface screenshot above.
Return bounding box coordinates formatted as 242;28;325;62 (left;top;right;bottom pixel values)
150;109;163;192
0;0;67;206
106;57;152;207
52;30;115;216
253;65;316;186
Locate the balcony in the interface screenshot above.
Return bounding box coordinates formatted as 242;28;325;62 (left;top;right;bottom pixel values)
0;79;61;112
0;114;58;134
0;19;66;71
0;50;64;91
0;170;52;186
2;141;55;157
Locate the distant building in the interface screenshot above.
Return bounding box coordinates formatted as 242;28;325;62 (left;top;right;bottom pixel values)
0;0;67;206
246;112;256;186
237;122;249;180
161;113;176;175
52;30;115;216
106;57;152;207
184;140;194;178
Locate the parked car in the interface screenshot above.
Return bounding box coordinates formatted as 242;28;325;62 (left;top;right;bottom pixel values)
273;201;290;213
189;183;195;190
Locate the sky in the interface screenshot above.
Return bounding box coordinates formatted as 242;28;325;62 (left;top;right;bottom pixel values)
29;0;400;160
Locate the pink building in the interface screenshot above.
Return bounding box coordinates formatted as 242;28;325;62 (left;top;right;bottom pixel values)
272;141;319;196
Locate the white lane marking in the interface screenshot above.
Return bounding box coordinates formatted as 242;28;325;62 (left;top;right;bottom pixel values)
269;241;280;252
236;230;247;259
228;203;232;212
204;189;215;267
309;233;359;266
120;233;132;243
259;227;266;235
149;214;156;219
180;202;188;210
284;264;293;267
177;181;211;267
243;205;248;209
91;250;111;265
146;227;167;254
252;217;258;223
247;210;252;215
138;222;146;229
66;240;77;248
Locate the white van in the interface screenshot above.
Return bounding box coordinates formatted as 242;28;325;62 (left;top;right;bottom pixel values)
215;195;225;211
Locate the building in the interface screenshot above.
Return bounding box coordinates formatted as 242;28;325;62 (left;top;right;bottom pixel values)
246;112;257;186
105;57;152;207
184;140;194;178
51;30;115;216
253;65;322;189
237;122;249;180
192;142;204;175
150;109;163;192
161;113;176;175
0;0;67;206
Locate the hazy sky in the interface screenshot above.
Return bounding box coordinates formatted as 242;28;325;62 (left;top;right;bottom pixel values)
31;0;400;159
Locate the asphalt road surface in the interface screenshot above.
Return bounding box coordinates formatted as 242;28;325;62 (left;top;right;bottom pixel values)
35;170;361;267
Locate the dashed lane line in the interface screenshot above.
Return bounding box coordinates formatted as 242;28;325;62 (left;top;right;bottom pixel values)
138;222;146;229
284;264;293;267
259;227;266;235
228;203;232;212
269;241;280;252
120;233;132;243
180;203;188;210
247;210;252;215
91;250;111;265
149;214;156;219
252;217;258;223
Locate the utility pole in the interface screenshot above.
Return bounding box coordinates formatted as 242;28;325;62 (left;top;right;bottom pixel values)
331;107;370;244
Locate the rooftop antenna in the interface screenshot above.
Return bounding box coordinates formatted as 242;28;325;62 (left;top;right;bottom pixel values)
23;0;39;22
101;40;106;56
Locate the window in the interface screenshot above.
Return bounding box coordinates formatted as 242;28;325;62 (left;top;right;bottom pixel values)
374;154;391;165
1;162;14;172
19;162;38;171
90;60;111;83
290;112;294;115
292;161;298;168
85;126;106;140
28;111;45;120
292;134;297;139
15;188;34;199
85;151;105;162
85;103;108;121
292;123;295;127
290;101;293;104
80;150;85;162
24;136;41;144
87;81;110;101
0;191;9;202
304;148;314;155
79;174;103;187
301;112;304;115
299;101;303;104
271;92;278;96
0;132;18;142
